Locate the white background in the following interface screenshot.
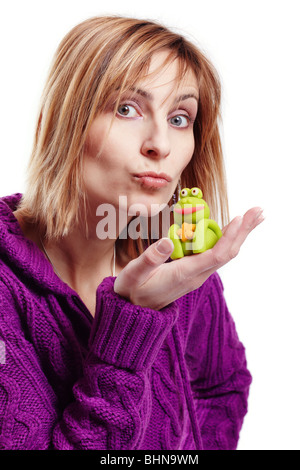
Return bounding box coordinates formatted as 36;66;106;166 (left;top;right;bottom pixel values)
0;0;299;450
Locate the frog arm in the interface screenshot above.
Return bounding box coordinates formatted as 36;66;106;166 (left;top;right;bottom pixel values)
167;224;184;259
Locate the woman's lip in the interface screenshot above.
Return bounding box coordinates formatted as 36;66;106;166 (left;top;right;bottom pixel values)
134;176;169;188
133;172;171;188
134;171;172;182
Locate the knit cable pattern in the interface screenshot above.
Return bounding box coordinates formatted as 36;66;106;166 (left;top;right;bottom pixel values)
0;193;252;450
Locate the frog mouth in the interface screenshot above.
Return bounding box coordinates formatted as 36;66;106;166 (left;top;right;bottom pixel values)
174;205;205;215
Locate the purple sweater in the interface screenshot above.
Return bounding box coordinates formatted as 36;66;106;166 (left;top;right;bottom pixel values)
0;193;252;450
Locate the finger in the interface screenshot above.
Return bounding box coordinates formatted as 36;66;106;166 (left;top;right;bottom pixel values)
194;207;264;279
221;223;231;236
163;215;243;291
227;206;264;257
196;215;244;271
168;215;245;295
153;207;264;301
124;237;174;286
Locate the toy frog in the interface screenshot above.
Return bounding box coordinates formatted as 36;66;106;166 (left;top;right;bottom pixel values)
167;187;223;259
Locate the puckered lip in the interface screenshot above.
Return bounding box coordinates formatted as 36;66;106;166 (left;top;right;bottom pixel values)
133;171;172;182
174;205;205;214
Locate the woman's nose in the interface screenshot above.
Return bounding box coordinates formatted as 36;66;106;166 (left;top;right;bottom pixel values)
140;122;171;160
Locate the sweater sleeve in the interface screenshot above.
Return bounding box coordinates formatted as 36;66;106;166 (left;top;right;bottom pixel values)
185;273;252;450
0;277;178;450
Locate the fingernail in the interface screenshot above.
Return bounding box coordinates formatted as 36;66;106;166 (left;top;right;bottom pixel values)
256;208;264;219
257;212;265;224
157;238;173;254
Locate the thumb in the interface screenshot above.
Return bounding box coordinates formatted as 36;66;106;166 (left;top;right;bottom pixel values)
132;237;174;285
156;237;174;256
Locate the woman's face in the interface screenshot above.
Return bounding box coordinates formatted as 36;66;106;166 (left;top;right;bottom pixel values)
83;50;199;218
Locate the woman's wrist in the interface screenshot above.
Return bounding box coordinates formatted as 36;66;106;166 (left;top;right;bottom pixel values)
88;277;179;372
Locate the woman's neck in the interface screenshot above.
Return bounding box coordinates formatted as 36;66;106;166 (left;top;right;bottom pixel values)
13;208;126;293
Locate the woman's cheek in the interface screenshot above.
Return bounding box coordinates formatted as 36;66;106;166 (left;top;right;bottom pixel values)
178;136;195;168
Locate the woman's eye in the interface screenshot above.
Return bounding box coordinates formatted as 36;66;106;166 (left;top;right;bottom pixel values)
169;115;190;128
117;104;140;118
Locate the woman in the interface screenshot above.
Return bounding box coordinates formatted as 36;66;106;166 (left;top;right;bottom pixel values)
0;16;263;450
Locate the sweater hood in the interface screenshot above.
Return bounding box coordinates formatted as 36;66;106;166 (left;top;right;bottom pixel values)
0;193;76;296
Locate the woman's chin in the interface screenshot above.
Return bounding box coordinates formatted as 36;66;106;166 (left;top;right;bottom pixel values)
124;192;171;218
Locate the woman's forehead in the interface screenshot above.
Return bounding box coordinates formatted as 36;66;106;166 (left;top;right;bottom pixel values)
133;51;199;96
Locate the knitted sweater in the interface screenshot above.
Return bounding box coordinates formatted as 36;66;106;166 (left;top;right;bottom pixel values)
0;193;252;450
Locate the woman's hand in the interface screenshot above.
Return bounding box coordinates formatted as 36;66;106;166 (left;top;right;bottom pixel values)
114;207;264;310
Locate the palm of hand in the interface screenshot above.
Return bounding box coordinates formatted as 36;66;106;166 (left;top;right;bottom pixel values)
114;207;264;310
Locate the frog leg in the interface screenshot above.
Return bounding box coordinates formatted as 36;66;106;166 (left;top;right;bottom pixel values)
205;219;223;250
167;224;184;259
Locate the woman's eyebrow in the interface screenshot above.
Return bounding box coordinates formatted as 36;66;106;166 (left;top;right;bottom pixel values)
129;87;153;100
175;93;199;103
129;87;198;103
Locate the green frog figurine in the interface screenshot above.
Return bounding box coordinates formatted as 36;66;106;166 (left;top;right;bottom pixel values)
167;187;223;259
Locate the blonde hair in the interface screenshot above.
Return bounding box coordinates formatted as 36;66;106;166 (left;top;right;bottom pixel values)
17;16;229;259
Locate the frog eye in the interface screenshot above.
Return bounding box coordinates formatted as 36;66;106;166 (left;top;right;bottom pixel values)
180;188;189;197
191;187;202;197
